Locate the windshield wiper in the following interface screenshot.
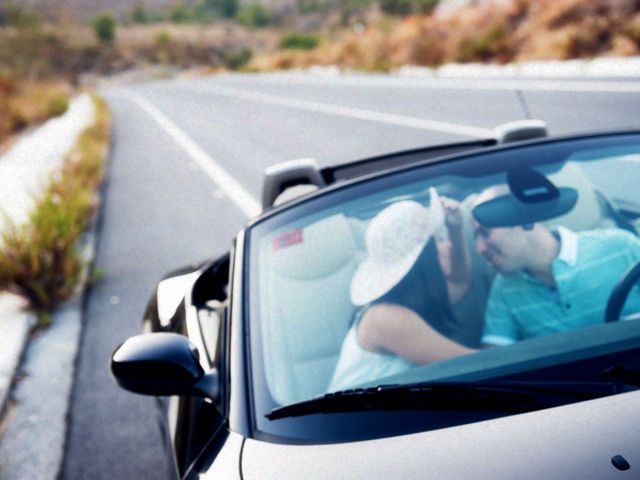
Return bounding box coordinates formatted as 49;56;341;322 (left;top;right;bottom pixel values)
266;380;628;421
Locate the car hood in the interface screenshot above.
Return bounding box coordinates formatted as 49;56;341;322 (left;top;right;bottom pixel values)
241;391;640;479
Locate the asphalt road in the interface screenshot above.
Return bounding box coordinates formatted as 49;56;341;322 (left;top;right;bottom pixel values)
60;72;640;479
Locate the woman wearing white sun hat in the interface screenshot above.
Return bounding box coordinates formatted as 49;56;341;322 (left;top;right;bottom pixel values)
328;189;477;392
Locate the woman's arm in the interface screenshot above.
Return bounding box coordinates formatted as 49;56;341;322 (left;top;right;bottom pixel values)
441;197;471;285
357;303;475;364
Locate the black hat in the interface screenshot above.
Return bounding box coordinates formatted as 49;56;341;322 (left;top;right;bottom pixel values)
472;167;578;228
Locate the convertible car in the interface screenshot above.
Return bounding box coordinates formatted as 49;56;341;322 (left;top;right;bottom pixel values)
111;121;640;479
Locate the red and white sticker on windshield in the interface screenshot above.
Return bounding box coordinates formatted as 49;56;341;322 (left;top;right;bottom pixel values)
272;229;303;252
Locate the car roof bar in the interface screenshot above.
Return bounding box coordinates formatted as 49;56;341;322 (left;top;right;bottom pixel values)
261;120;548;210
261;158;326;210
494;119;548;144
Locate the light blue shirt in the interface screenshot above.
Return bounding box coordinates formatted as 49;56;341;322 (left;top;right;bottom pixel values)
482;228;640;346
328;312;413;392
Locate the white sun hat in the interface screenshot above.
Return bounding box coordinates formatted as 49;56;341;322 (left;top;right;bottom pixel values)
350;188;446;306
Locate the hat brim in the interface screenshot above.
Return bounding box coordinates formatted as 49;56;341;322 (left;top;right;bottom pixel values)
472;187;578;228
350;191;445;306
350;243;425;306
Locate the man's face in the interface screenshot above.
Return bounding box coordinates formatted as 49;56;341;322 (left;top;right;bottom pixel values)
472;219;528;274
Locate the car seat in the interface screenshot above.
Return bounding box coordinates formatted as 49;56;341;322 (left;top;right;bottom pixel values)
545;162;617;231
259;214;360;405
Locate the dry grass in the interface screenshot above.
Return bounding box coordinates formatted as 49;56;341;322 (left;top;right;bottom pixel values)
2;1;638;83
0;77;71;147
83;22;278;69
0;94;110;325
248;0;640;71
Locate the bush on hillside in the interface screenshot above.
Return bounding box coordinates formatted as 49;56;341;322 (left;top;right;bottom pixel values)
414;0;438;14
195;0;239;19
223;48;252;69
48;95;69;117
0;1;41;28
92;13;116;44
169;2;191;23
279;33;319;50
379;0;413;16
129;3;149;24
236;3;271;28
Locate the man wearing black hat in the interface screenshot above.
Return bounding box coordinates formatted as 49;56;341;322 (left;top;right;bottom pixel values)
472;186;640;347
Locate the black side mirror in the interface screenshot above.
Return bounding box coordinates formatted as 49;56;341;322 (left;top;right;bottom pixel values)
111;333;218;399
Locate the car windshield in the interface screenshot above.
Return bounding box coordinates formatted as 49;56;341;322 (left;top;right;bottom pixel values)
246;133;640;442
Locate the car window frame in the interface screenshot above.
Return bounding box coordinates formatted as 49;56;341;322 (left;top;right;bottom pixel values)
242;131;640;443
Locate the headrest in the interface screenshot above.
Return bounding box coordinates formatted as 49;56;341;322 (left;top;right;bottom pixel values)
270;214;356;280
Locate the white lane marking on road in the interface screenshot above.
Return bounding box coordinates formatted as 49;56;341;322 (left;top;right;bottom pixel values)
188;83;493;138
123;90;261;218
212;73;640;94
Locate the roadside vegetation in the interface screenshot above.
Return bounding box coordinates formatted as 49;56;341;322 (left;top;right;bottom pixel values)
0;0;637;95
0;76;71;149
249;0;640;71
0;95;110;325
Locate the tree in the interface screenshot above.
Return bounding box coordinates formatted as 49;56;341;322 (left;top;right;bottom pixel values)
414;0;438;14
279;33;319;50
0;2;41;28
236;3;271;28
208;0;239;18
91;13;116;44
168;2;190;23
219;0;239;18
129;2;149;24
379;0;439;16
379;0;412;16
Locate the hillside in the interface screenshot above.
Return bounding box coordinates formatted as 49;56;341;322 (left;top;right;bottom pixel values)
1;0;638;147
248;0;640;71
9;0;297;22
2;0;639;74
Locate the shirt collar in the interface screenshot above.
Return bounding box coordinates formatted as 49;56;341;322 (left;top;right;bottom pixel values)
554;226;578;266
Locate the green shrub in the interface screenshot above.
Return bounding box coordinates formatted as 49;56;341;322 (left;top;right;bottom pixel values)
215;0;239;18
194;0;238;20
193;0;216;21
222;48;252;70
378;0;438;16
298;0;331;14
236;3;271;28
48;95;69;117
154;30;173;46
279;33;319;50
0;2;41;28
129;3;149;24
152;31;173;63
414;0;438;14
379;0;412;16
168;2;190;23
92;13;116;44
341;0;372;24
